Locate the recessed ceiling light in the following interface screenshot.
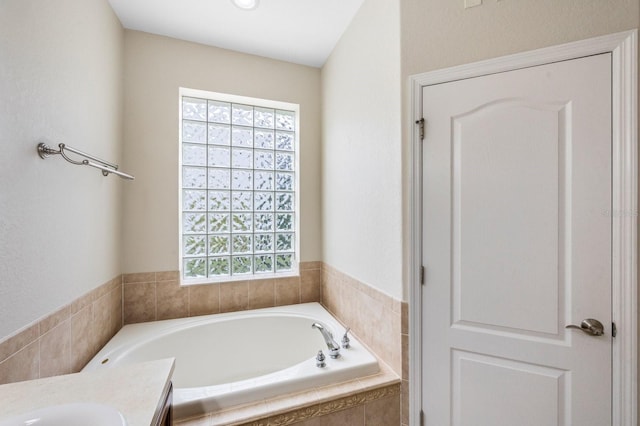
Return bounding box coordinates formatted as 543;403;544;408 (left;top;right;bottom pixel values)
231;0;259;11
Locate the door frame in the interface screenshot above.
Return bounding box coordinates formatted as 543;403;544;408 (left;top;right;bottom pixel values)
409;30;637;426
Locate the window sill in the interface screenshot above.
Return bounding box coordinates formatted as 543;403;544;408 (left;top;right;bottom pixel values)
180;269;300;286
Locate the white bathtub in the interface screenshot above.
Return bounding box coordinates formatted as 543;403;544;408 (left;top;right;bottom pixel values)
83;303;379;419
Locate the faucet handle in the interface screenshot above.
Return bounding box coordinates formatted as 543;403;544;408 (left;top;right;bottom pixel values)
316;350;326;368
342;327;351;349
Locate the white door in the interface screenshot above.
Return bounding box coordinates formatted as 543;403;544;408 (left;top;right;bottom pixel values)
421;53;612;426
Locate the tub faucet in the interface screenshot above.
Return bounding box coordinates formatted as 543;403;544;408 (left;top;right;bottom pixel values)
312;322;340;358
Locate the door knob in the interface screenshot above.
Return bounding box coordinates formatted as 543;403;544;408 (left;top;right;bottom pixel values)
565;318;605;336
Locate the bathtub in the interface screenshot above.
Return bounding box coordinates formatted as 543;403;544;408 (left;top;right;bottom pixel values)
83;302;379;419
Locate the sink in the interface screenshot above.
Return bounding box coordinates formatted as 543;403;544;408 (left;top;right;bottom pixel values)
0;402;127;426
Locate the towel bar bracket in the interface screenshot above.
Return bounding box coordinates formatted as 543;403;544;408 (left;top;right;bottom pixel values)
36;142;134;180
37;143;58;159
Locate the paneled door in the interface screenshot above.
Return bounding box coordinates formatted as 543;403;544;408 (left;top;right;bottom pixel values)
421;53;612;426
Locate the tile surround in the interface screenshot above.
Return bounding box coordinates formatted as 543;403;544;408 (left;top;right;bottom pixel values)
0;275;123;385
172;262;409;426
0;262;322;384
248;279;275;309
122;262;322;324
321;263;402;375
1;261;409;425
320;263;408;426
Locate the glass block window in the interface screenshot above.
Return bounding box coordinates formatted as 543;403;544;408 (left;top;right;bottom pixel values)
181;93;298;281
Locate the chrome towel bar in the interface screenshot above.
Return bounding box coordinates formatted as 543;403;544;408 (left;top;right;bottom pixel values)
37;142;134;180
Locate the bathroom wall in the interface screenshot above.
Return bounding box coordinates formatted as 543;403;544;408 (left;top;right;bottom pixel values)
399;0;640;420
400;0;638;77
0;276;122;384
400;0;639;299
121;31;322;274
0;0;124;341
320;0;403;301
320;1;404;422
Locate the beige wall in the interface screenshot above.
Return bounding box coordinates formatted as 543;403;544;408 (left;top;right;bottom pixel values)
122;31;322;273
0;0;124;340
321;0;403;300
400;0;639;413
401;0;638;76
400;1;640;297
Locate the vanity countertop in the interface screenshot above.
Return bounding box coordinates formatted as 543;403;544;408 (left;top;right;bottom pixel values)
0;358;174;426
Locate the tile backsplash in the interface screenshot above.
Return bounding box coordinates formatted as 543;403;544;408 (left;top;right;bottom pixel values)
321;263;402;375
320;263;408;426
0;260;408;425
0;264;322;386
122;262;322;324
0;276;122;385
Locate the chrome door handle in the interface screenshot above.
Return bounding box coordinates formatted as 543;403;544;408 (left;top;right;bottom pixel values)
565;318;605;336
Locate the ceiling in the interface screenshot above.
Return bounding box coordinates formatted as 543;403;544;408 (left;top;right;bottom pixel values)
108;0;365;68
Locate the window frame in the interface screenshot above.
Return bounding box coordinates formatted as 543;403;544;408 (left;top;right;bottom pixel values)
178;87;301;285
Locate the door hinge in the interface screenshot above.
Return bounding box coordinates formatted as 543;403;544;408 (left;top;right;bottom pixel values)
420;266;425;285
612;321;617;338
420;409;425;426
416;118;425;140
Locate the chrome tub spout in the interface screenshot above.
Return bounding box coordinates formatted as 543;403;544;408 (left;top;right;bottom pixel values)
311;322;340;358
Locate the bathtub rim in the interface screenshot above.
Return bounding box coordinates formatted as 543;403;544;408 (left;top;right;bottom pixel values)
83;302;382;418
83;302;350;373
176;360;400;425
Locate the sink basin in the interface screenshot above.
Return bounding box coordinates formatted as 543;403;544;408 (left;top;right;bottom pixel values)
0;402;127;426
